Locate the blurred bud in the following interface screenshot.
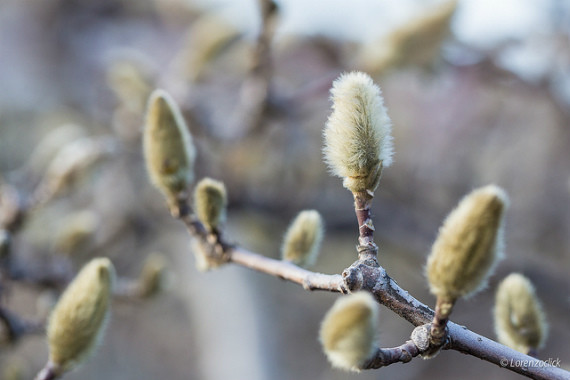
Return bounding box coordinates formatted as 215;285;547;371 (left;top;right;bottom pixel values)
323;71;393;193
143;89;196;207
47;258;114;373
181;15;241;82
427;185;508;301
54;210;100;255
281;210;324;267
27;124;86;177
137;253;166;298
106;58;152;114
37;136;117;204
494;273;548;354
319;292;378;371
358;0;457;75
193;178;227;232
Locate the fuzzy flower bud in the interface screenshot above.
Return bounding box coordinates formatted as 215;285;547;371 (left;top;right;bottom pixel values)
319;292;378;371
137;253;166;298
143;89;196;205
323;71;393;193
427;185;508;301
281;210;324;267
494;273;548;353
193;178;227;232
47;258;114;373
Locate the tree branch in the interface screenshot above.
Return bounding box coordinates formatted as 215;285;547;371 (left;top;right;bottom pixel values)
176;207;570;380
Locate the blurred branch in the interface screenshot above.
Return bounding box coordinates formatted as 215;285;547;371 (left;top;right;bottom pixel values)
0;306;44;343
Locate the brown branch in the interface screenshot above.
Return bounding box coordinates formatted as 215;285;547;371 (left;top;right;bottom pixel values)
353;191;378;264
34;362;60;380
362;340;420;369
175;205;570;380
430;297;454;347
0;306;44;343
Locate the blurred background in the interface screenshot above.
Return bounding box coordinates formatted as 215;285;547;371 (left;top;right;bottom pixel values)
0;0;569;379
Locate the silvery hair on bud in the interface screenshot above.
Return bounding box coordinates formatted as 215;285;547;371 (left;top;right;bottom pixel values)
323;71;393;192
143;89;196;202
319;292;378;371
427;185;508;301
281;210;324;267
193;177;228;232
494;273;548;353
47;257;115;373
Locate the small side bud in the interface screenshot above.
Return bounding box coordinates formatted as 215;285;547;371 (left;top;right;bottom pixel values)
47;258;115;374
137;253;166;298
319;292;378;371
281;210;324;267
494;273;548;354
427;185;508;301
143;89;196;207
193;178;228;232
54;210;100;255
323;71;393;193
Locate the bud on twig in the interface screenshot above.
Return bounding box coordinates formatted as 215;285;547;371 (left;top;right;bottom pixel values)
281;210;324;267
137;253;166;298
144;89;196;208
323;71;393;194
193;178;227;232
319;292;378;371
427;185;507;301
494;273;548;354
46;258;114;374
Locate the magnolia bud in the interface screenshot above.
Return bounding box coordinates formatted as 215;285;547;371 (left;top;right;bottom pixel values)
47;258;114;373
193;178;227;232
494;273;548;353
427;185;507;301
319;292;378;371
143;89;196;205
323;71;393;193
281;210;324;267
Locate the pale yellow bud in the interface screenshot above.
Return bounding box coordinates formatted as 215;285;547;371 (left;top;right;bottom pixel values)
193;178;227;232
494;273;548;353
323;71;393;193
47;258;114;373
54;210;99;255
27;124;86;176
181;15;241;82
427;185;508;300
143;89;196;205
137;253;166;298
281;210;324;267
38;136;117;202
319;292;378;371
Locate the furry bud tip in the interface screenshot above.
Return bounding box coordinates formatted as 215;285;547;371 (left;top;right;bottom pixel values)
427;185;508;300
193;178;228;232
494;273;548;353
47;258;115;373
323;71;393;193
319;292;378;371
143;89;196;205
281;210;324;267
